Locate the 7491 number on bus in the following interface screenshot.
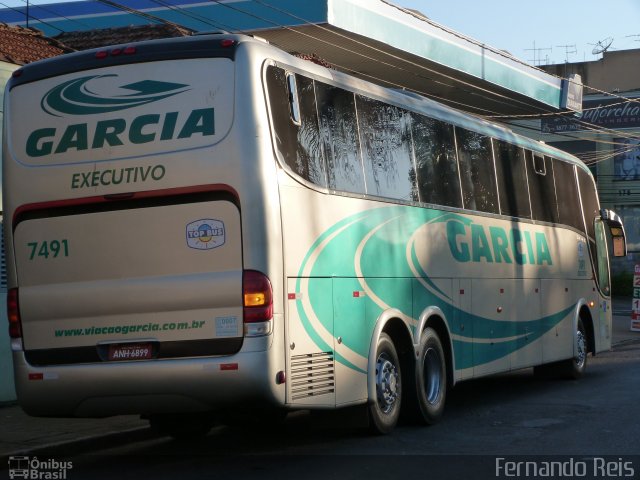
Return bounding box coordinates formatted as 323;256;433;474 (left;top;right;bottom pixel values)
27;239;69;260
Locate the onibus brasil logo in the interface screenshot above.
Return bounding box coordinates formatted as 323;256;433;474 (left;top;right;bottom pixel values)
26;74;215;158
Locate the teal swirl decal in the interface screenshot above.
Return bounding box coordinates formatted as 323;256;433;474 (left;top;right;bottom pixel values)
41;75;190;117
294;206;575;372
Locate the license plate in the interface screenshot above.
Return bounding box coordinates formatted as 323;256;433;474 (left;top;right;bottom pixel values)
108;343;153;361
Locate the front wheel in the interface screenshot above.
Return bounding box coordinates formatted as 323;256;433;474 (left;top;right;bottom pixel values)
368;333;402;434
561;318;588;379
534;318;589;380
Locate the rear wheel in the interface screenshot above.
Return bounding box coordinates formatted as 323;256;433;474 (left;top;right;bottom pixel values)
368;333;402;434
414;328;447;424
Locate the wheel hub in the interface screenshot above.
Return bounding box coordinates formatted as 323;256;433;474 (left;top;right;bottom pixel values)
575;329;586;368
376;354;399;413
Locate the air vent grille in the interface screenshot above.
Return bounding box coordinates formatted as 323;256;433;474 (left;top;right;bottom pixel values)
290;351;335;399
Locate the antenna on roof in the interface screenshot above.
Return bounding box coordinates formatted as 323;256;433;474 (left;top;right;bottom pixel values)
590;37;613;55
556;44;577;63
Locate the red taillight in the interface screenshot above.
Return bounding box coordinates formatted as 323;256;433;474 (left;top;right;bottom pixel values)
111;48;122;56
243;270;273;323
8;288;21;339
220;39;236;48
123;46;136;55
95;50;108;59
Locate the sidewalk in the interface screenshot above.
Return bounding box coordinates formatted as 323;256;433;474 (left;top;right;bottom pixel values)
1;303;639;460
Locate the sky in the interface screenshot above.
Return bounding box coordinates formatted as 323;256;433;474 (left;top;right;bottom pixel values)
396;0;640;65
1;0;639;66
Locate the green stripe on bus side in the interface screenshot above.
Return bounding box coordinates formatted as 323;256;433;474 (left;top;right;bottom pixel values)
295;206;573;372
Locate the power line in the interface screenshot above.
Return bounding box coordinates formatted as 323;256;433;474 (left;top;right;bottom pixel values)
0;0;65;33
9;0;640;166
18;0;90;30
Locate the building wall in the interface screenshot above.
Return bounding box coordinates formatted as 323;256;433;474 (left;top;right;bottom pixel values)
0;60;17;403
544;48;640;94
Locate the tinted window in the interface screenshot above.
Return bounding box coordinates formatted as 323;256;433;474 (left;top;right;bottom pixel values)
266;67;326;187
553;160;583;230
315;82;365;194
527;152;559;223
411;114;462;208
494;141;531;219
356;95;416;201
455;128;499;214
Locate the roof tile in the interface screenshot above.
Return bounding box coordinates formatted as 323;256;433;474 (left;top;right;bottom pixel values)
54;24;192;51
0;23;72;65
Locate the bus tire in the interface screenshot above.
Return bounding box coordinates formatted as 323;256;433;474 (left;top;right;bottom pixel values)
561;318;588;379
368;332;402;434
414;327;447;424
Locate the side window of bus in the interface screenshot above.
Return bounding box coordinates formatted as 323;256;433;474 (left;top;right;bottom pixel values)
526;151;559;223
410;113;462;208
455;128;499;214
356;95;417;201
577;167;600;238
553;160;583;231
493;141;531;219
265;66;327;187
577;166;600;270
595;219;611;296
315;82;366;194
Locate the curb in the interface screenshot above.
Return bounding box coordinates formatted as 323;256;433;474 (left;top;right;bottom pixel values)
0;426;155;464
613;337;640;348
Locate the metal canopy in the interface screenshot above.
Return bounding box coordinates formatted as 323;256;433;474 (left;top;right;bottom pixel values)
0;0;563;116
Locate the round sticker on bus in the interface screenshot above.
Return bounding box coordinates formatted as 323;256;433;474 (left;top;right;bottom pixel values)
186;219;225;250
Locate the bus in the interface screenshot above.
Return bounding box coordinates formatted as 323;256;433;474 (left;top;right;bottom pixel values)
3;34;627;435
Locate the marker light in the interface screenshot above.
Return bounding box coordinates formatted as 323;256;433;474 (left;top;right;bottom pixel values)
8;288;22;339
220;39;236;48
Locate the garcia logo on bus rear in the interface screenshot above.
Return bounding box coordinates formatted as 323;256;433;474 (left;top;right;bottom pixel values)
25;75;215;158
41;75;191;116
186;219;225;250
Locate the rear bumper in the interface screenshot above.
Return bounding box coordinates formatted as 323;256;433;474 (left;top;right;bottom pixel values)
13;335;285;417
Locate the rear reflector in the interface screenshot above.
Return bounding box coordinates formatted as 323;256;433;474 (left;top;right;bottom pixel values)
243;270;273;323
8;288;21;339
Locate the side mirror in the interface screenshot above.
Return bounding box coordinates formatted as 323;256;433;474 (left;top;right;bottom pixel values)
601;209;627;257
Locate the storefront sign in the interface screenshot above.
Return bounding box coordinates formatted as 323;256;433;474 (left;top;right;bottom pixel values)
542;97;640;133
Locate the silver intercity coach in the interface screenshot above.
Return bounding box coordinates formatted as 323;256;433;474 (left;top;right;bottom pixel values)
3;34;626;436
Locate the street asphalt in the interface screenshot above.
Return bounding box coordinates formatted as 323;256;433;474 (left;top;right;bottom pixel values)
0;297;638;461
